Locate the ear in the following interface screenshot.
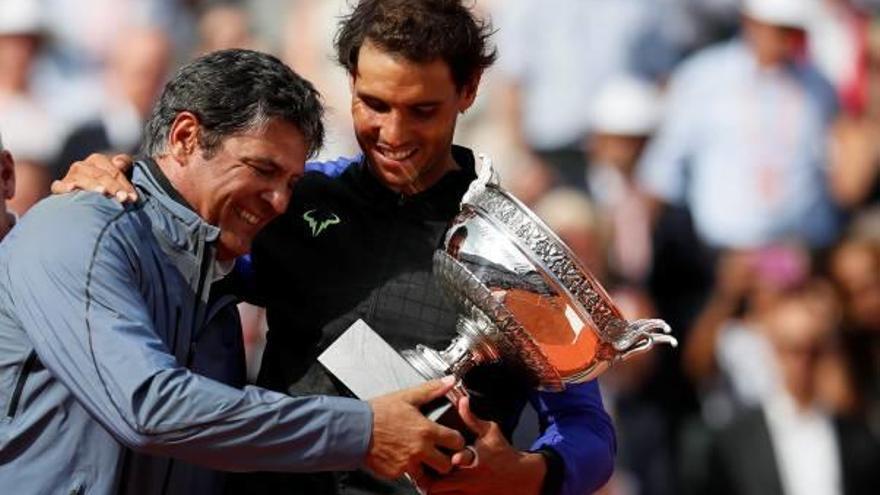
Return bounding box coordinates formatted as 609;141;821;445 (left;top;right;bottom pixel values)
0;151;15;201
457;74;482;113
167;111;202;164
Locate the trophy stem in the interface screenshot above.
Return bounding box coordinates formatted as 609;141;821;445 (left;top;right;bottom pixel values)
402;316;502;382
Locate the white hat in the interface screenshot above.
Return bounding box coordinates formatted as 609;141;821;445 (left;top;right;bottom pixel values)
589;76;662;137
742;0;816;29
0;0;44;36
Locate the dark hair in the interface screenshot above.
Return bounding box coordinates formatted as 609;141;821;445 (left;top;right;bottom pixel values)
335;0;496;89
142;49;324;159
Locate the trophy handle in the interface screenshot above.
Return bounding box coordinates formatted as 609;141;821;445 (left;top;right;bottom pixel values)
615;318;678;361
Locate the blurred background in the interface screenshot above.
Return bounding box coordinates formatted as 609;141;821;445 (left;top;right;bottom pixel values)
2;0;879;493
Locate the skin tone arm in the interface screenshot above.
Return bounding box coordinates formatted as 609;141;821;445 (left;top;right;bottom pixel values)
827;114;880;209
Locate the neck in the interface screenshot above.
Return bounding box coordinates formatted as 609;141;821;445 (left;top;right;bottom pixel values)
153;155;200;211
398;150;460;196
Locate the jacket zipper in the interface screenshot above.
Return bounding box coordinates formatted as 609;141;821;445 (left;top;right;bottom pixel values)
187;248;213;367
161;240;212;495
6;350;37;419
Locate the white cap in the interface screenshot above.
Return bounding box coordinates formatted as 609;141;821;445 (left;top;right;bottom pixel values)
589;76;662;137
0;0;44;36
742;0;815;29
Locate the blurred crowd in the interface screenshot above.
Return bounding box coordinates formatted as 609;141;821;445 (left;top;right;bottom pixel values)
2;0;880;493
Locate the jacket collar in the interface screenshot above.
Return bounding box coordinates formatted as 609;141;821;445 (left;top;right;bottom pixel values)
131;157;221;243
348;145;477;220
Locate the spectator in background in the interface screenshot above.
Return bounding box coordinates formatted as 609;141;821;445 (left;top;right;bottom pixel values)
0;0;63;214
822;0;880;211
638;0;840;252
36;0;186;124
586;75;663;285
52;27;171;180
706;280;880;495
196;2;260;54
826;235;880;425
279;0;359;160
494;0;679;188
0;132;16;241
684;245;812;426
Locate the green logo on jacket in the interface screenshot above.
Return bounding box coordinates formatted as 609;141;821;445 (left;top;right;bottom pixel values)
303;209;341;237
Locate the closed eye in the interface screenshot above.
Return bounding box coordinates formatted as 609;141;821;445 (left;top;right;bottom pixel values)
411;105;438;119
361;96;390;113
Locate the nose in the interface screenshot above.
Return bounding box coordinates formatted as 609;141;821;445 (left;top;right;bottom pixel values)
379;110;407;147
262;185;290;215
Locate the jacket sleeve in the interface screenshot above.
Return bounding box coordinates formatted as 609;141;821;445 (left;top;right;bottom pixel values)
7;197;372;473
529;380;616;495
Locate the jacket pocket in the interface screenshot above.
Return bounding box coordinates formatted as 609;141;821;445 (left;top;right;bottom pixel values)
5;350;37;419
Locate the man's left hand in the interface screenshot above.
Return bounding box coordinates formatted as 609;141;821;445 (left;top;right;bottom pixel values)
425;396;547;495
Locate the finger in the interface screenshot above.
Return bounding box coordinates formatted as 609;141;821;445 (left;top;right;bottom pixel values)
450;447;476;468
431;423;465;452
110;154;134;171
421;447;454;475
456;396;491;438
109;155;138;200
399;376;457;406
50;180;73;194
89;173;124;200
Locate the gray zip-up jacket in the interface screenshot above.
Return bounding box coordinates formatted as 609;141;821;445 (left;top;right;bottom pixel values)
0;160;372;494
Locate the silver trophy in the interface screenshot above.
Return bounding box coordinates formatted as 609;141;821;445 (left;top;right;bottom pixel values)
320;154;676;401
401;154;677;392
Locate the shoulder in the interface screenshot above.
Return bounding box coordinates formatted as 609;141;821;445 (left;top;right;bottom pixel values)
797;65;839;116
2;193;146;275
673;40;742;86
305;155;362;178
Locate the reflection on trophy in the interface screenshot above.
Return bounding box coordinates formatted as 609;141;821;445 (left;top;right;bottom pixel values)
320;154;676;401
402;154;677;392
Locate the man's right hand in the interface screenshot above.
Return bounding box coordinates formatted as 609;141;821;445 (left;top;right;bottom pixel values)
51;153;138;203
366;376;464;480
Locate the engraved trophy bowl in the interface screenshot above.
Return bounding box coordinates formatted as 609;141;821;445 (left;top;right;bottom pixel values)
402;155;678;392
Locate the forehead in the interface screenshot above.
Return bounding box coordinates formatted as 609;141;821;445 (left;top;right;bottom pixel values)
353;42;457;101
221;118;308;172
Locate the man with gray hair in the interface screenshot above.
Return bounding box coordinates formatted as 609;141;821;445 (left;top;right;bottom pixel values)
0;132;16;241
0;49;463;494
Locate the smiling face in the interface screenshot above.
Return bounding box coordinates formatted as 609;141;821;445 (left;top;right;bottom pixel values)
350;41;478;195
176;116;308;260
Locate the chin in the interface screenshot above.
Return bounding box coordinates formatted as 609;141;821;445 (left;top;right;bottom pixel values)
218;236;251;260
